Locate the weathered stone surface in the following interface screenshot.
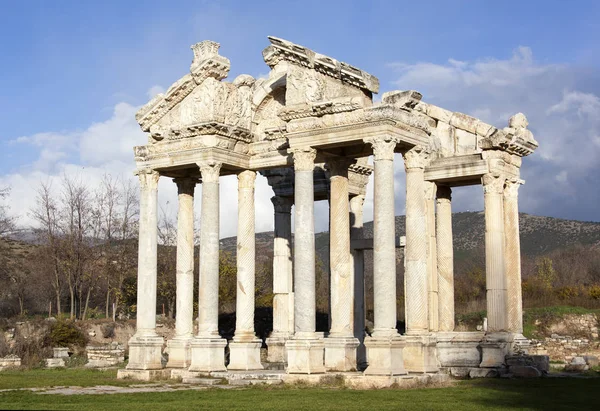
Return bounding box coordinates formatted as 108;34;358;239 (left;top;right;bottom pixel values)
469;368;499;378
509;365;542;378
584;355;599;367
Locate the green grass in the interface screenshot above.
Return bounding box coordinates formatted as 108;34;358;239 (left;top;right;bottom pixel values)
0;378;598;410
0;368;150;390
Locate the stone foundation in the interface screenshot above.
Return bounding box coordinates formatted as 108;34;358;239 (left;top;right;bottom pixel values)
86;343;125;368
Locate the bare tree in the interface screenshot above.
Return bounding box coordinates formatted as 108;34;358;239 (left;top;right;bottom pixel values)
0;186;16;236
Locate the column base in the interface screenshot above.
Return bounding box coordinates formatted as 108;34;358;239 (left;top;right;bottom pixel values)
436;331;484;368
165;337;192;369
285;337;325;374
511;333;531;354
228;339;264;370
266;334;291;363
480;332;511;368
364;334;407;376
403;334;439;373
126;335;164;370
188;337;227;372
324;336;359;371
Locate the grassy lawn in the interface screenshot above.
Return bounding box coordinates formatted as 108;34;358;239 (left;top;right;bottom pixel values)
0;372;598;411
0;368;151;390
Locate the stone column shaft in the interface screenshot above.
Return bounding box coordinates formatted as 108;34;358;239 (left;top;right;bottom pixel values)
436;186;454;332
328;159;354;337
197;162;222;338
350;195;366;367
504;179;524;334
125;169;164;372
229;170;263;370
285;148;325;374
404;147;430;334
134;170;160;337
292;149;317;337
425;181;439;332
362;137;405;376
483;173;508;332
174;178;196;340
272;197;294;334
189;161;226;373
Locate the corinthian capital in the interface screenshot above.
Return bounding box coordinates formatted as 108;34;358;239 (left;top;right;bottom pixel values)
289;147;317;171
238;170;256;189
504;178;524;198
271;196;293;213
173;177;198;196
197;161;222;183
403;145;430;170
135;169;160;191
482;173;506;195
364;136;399;161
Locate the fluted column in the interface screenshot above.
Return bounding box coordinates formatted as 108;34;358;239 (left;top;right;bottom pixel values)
482;173;508;332
266;196;294;363
425;181;438;332
436;186;454;332
189;161;226;372
324;158;359;371
403;146;430;335
362;136;406;376
229;170;263;370
166;177;196;368
504;179;524;334
285;147;325;374
350;194;367;368
402;146;438;373
125;169;164;371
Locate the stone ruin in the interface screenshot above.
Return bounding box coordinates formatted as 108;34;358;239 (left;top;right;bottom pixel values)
118;37;540;383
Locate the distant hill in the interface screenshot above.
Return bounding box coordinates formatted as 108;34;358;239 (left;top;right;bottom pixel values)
219;212;600;268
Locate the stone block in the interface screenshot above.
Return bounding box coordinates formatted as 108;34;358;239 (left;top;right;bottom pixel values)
126;335;164;370
45;358;65;368
188;338;227;372
285;338;325;374
364;335;407;376
324;337;359;371
53;347;70;358
165;338;192;369
403;335;438;373
531;355;550;372
228;340;263;371
469;368;499;378
265;336;287;363
0;355;21;369
117;369;172;381
509;365;542;378
449;367;472;378
565;357;588;372
584;355;599;367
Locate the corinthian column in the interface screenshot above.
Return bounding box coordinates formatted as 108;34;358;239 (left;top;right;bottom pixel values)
482;173;507;333
189;161;226;372
436;186;455;332
266;196;294;363
350;194;367;368
324;158;359;371
167;177;197;369
285;147;325;374
125;169;164;372
504;179;524;335
229;170;263;370
403;146;438;373
362;136;406;376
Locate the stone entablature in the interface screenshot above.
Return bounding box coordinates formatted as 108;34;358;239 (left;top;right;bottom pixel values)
121;36;539;381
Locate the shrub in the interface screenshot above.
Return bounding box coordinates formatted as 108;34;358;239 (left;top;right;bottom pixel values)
588;285;600;300
101;323;116;339
555;286;580;301
46;320;87;348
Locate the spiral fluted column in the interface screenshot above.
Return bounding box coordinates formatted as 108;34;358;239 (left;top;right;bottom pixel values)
436;186;454;332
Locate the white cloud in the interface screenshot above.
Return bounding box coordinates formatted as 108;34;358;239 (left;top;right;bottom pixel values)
387;46;600;221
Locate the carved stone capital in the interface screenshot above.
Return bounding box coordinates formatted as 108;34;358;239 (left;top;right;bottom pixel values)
403;145;430;169
289;147;317;171
326;157;356;178
271;196;293;214
173;177;198;196
135;169;160;191
364;136;399;161
504;179;524;198
349;194;365;214
436;185;452;202
197;161;222;183
482;173;506;195
238;170;256;189
424;181;437;200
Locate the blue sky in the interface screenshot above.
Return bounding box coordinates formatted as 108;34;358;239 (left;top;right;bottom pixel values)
1;0;599;235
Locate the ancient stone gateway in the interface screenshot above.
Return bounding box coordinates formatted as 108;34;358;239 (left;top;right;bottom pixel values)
118;37;538;382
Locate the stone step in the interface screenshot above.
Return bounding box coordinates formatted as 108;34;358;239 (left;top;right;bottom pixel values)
228;371;284;380
229;379;283;386
181;378;222;385
264;362;286;371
